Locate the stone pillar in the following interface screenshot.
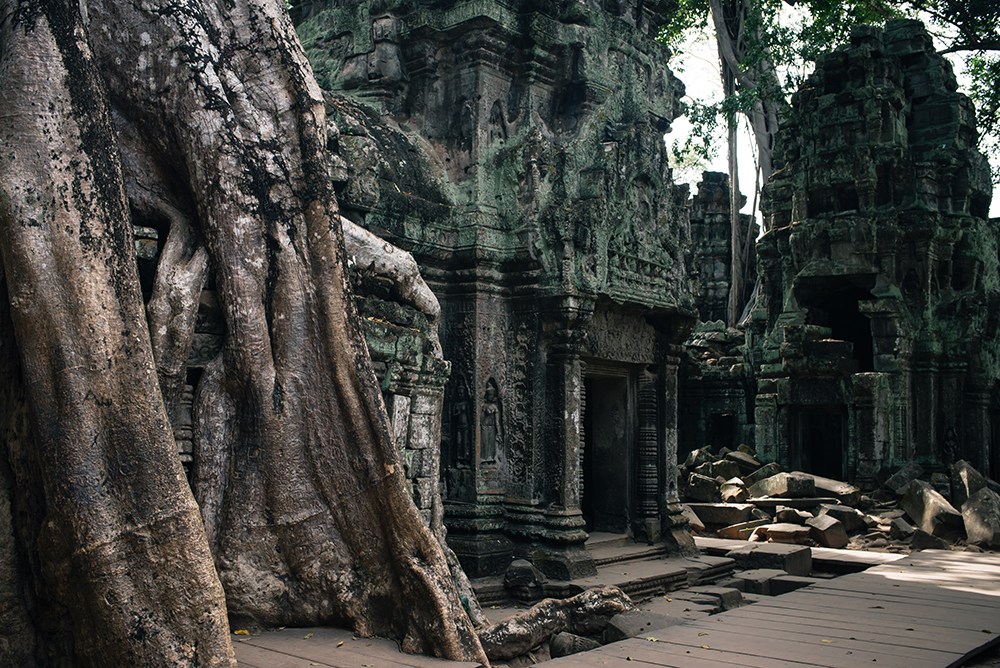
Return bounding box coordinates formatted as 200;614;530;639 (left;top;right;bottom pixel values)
532;294;596;579
636;371;659;541
964;375;992;474
658;349;696;554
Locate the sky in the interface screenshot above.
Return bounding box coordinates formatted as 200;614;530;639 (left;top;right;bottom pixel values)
667;27;1000;224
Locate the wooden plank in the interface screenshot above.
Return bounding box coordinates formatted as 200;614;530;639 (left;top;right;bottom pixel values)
802;580;1000;609
579;638;833;668
683;611;980;653
712;606;995;649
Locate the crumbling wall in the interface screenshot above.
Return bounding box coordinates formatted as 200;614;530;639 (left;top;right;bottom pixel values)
750;20;999;485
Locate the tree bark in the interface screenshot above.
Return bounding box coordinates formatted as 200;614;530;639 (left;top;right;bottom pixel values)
0;0;488;664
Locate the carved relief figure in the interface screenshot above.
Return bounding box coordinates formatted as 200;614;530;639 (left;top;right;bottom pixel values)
480;379;502;463
453;381;472;465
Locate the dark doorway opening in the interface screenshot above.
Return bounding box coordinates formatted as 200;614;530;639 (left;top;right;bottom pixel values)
708;413;736;451
796;277;876;372
582;375;631;535
791;405;847;480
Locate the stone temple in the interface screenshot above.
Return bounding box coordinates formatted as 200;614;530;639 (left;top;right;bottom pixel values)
135;5;997;582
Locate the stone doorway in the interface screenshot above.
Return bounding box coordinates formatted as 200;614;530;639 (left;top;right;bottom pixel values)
790;405;848;480
582;369;634;535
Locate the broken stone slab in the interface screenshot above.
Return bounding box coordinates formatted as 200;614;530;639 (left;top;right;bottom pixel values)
775;507;813;524
751;506;773;522
694;460;741;481
962;487;1000;548
743;462;782;486
747;497;840;510
901;480;964;536
683;446;713;471
805;474;862;506
910;529;951;551
725;542;812;576
748;472;816;499
768;575;822;596
549;632;601;658
718;518;772;540
805;515;849;548
720;478;749;503
952;460;990;509
686;503;754;527
816;504;867;533
724;450;761;475
686;472;720;503
687;585;743;610
884;462;925;495
734;568;789;595
761;522;813;545
681;504;706;533
889;517;915;540
930;472;952;501
602;610;684;643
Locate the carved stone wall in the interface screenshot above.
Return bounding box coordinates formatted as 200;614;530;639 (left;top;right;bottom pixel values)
296;0;699;578
749;20;999;486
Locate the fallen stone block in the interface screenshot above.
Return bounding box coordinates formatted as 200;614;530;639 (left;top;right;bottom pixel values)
687;585;743;610
952;460;990;509
686;472;719;503
930;472;952;501
884;462;924;495
681;504;706;533
768;575;822;596
817;504;867;533
602;610;683;643
910;529;950;551
962;487;1000;548
720;478;749;503
889;517;915;540
761;523;813;545
806;515;849;548
901;480;964;536
775;507;812;525
695;459;741;481
743;462;782;486
686;503;754;527
748;472;816;499
725;542;812;576
725;450;762;475
718;518;772;540
734;568;789;595
751;506;773;522
550;633;600;658
683;446;713;471
806;474;862;506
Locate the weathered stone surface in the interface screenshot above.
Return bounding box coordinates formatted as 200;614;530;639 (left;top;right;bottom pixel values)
686;503;754;527
952;460;990;510
806;515;849;548
736;568;791;595
719;478;749;503
961;488;1000;548
910;529;951;551
768;575;821;596
681;504;706;533
695;460;741;482
549;633;601;658
725;543;812;576
885;463;926;496
718;519;772;540
504;559;547;601
687;586;743;610
725;451;762;475
775;507;813;525
816;504;867;533
901;480;964;536
603;610;684;643
686;472;720;503
743;462;782;486
806;475;862;506
761;523;814;545
888;517;915;540
748;473;816;499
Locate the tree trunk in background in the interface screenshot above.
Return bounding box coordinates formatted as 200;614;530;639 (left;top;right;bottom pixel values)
0;0;487;664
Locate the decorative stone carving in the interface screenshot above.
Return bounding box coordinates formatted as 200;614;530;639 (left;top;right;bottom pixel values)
480;379;502;465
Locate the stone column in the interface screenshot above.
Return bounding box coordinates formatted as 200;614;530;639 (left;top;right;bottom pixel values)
658;348;696;554
964;375;992;474
532;294;596;579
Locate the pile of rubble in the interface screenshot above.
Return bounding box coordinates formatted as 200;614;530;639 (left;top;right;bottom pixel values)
680;446;1000;553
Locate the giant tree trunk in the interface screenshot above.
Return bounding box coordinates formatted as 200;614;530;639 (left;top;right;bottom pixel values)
0;0;487;665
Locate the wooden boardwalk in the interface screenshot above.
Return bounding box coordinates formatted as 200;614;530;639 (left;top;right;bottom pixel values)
547;549;1000;668
234;549;1000;668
